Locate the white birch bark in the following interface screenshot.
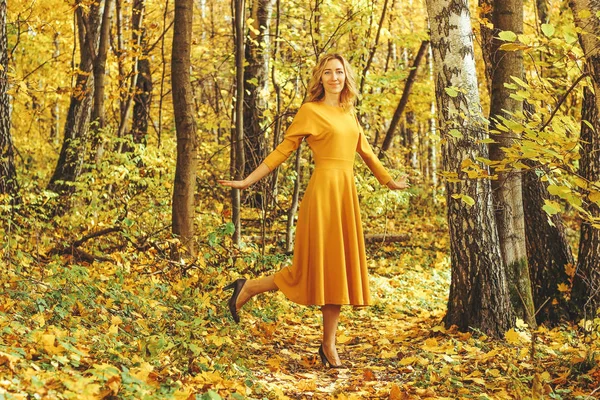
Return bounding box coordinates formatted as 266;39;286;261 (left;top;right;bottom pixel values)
425;0;514;337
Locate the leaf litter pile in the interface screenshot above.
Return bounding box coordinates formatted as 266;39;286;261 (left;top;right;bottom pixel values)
1;214;599;399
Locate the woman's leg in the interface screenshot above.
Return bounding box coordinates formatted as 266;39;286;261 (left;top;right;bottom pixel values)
235;275;278;309
321;304;342;366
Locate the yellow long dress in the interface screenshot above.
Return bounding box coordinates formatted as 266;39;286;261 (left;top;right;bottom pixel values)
262;102;392;306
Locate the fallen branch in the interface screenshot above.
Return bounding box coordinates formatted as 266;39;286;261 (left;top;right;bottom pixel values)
47;226;122;262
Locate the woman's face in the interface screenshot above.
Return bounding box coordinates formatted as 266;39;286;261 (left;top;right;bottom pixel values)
320;58;346;97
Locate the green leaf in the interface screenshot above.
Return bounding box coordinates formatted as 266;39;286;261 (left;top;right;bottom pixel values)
510;76;529;88
498;30;517;42
201;390;223;400
445;87;459;97
542;200;561;215
578;9;592;19
449;129;463;139
541;23;555;37
477;138;497;144
451;194;475;207
564;31;578;45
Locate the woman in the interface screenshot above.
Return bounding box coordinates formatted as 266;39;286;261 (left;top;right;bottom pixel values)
218;53;409;368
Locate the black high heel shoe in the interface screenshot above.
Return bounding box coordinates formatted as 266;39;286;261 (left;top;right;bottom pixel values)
223;279;247;323
318;344;343;368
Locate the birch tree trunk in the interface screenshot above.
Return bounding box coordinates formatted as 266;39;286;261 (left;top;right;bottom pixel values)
171;0;198;256
425;0;514;337
0;0;18;198
569;0;600;321
48;0;103;194
487;0;536;327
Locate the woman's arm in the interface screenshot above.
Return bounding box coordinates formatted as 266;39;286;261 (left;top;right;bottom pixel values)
217;162;271;190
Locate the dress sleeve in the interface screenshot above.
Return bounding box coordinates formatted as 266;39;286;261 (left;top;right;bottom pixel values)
262;104;313;171
356;119;392;185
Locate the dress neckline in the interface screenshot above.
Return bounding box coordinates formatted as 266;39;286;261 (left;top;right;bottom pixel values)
316;101;344;110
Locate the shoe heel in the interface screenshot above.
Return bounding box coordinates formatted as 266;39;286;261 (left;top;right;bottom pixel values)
223;282;235;291
318;345;328;367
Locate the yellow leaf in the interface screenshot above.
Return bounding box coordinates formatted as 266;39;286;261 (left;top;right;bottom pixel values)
399;356;417;366
505;328;520;344
40;334;65;355
557;283;570;292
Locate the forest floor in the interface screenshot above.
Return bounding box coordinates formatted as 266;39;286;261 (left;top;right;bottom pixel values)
1;211;599;399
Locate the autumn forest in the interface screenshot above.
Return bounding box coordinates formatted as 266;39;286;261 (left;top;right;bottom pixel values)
1;0;600;398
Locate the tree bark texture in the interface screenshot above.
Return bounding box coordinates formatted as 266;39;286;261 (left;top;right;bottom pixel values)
171;0;198;256
48;0;103;194
243;0;273;207
573;87;600;320
0;0;18;197
379;40;429;156
569;0;600;321
91;0;112;130
131;0;152;146
523;161;574;324
486;0;536;327
425;0;514;337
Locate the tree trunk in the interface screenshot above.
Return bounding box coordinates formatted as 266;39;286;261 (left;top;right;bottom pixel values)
243;0;273;207
92;0;113;162
0;0;18;198
268;0;282;212
131;0;152;147
379;40;429;156
171;0;198;256
358;0;389;96
569;0;600;322
573;87;600;320
232;0;245;245
523;161;574;324
486;0;536;327
425;0;514;337
91;0;112;130
48;0;103;194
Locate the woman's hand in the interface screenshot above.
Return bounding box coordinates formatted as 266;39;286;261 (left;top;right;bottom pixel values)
218;163;271;191
217;179;249;190
386;175;410;190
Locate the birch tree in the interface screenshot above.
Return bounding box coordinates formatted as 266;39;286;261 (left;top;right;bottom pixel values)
425;0;514;337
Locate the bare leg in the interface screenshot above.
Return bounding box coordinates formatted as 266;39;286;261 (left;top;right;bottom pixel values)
235;275;278;309
321;304;342;366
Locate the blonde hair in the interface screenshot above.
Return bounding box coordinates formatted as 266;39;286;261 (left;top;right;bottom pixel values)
306;53;359;111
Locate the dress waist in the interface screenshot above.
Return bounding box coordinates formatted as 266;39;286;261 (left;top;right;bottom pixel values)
314;158;354;171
